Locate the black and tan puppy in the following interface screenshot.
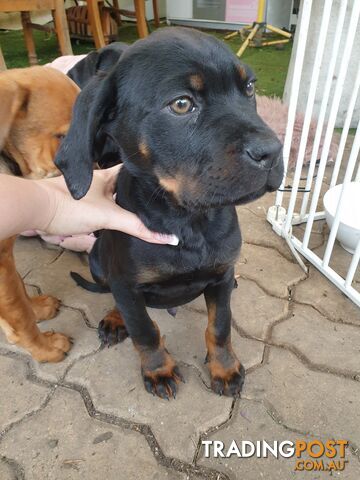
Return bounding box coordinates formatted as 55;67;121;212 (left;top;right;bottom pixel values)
55;28;284;399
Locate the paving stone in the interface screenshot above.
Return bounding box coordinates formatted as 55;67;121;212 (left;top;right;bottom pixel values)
0;387;184;480
236;244;307;298
25;250;115;328
244;191;277;217
230;278;288;340
0;306;99;383
0;459;16;480
66;338;234;463
198;399;360;480
14;237;60;278
236;207;294;261
272;304;360;375
294;267;360;325
243;348;360;447
292;223;325;251
237;205;325;265
0;355;50;431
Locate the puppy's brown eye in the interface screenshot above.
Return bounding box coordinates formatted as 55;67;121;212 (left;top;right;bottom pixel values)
169;97;195;115
245;81;255;97
55;133;65;141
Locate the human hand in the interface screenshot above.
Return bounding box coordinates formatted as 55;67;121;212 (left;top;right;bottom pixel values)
36;165;179;245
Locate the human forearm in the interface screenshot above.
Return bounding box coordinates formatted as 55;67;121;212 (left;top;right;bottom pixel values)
0;174;53;240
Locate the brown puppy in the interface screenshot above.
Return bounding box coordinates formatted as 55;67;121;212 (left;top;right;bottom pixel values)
0;66;79;178
0;66;79;362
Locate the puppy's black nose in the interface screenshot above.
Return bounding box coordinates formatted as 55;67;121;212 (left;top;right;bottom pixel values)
245;137;282;167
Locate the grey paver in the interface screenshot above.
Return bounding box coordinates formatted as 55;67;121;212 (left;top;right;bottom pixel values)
14;237;60;278
0;458;16;480
230;278;288;340
245;191;277;217
271;304;360;374
294;267;360;325
237;206;324;262
243;347;360;447
198;399;360;480
236;243;307;298
237;207;294;261
0;387;184;480
0;355;50;431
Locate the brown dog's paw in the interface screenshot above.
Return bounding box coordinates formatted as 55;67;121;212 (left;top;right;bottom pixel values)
31;331;72;363
98;308;128;347
207;355;245;397
31;295;60;322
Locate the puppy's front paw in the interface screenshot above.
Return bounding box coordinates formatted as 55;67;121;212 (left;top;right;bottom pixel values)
207;352;245;397
31;331;72;363
141;349;184;400
31;295;60;322
98;308;128;347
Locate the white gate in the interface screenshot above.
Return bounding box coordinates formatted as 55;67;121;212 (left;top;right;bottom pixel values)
267;0;360;307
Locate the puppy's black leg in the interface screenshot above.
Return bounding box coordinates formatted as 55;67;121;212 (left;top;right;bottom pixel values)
109;279;183;399
204;268;245;398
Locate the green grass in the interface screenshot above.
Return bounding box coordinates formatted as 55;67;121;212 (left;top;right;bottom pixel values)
335;128;357;137
0;22;292;97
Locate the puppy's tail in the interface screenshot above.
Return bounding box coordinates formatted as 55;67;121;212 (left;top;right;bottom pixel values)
70;271;110;293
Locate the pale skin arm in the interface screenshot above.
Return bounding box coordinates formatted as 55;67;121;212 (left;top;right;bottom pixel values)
0;166;179;245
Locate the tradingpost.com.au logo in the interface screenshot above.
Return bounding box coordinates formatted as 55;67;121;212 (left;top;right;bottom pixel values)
202;439;348;472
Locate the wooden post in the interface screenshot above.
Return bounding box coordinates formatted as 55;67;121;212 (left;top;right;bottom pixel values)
134;0;148;38
53;0;73;55
152;0;160;28
0;46;6;71
20;11;38;65
87;0;106;48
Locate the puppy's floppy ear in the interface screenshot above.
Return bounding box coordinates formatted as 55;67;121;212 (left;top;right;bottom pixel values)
55;73;116;199
0;76;29;151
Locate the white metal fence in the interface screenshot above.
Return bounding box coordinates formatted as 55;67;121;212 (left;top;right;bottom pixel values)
267;0;360;307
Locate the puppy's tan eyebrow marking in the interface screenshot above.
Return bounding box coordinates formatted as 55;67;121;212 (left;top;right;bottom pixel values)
237;65;247;81
159;177;181;196
139;142;150;159
189;74;204;91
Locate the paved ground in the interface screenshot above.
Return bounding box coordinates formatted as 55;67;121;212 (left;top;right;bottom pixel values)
0;189;359;480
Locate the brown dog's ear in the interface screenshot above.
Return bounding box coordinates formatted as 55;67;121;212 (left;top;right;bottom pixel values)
0;77;29;151
55;73;117;199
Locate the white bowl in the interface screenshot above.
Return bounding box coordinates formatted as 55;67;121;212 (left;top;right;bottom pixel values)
323;182;360;254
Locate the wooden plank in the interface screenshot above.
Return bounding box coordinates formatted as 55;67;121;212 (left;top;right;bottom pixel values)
0;1;56;11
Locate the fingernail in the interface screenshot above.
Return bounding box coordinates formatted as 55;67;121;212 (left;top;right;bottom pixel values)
167;235;179;246
155;233;179;246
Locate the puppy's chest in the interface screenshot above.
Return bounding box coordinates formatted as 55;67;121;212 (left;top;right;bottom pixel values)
136;231;240;285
